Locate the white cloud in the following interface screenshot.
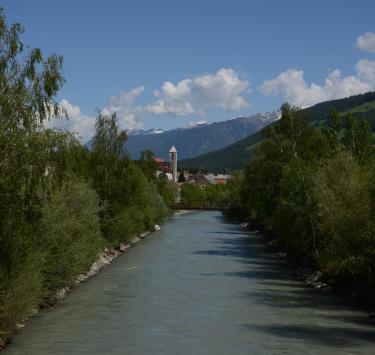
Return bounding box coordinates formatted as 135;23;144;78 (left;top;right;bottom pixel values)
46;87;146;142
101;86;145;131
147;68;250;116
260;59;375;107
46;69;250;142
45;99;96;142
356;32;375;53
356;58;375;83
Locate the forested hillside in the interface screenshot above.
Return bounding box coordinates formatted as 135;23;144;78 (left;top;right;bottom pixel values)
180;92;375;172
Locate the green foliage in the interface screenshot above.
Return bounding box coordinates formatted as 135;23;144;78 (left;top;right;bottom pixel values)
91;112;127;202
111;207;146;243
342;114;373;165
0;9;67;341
39;177;104;292
311;153;375;286
156;175;177;207
180;91;375;172
329;107;342;130
180;183;228;209
109;180;170;245
89;112;172;244
223;173;245;210
0;9;173;344
0;220;44;340
180;184;207;208
138;149;159;179
229;101;375;291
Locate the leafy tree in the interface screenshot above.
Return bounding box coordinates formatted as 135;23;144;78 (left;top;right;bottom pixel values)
139;149;159;179
156;175;177;206
179;182;228;209
229;100;375;295
329;107;342;131
91;112;127;202
39;177;104;292
89;112;171;244
355;119;373;165
0;9;174;345
312;152;375;286
180;183;206;208
0;9;65;341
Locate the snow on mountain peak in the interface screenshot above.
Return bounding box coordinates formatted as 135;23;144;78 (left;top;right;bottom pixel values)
187;120;210;128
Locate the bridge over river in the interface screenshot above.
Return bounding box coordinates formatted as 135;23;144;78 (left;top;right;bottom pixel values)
4;211;375;354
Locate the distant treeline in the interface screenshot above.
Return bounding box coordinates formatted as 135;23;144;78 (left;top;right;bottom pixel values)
0;11;175;345
179;183;229;209
225;103;375;301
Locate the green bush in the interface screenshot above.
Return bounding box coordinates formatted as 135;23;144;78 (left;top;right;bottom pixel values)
111;207;145;245
156;177;177;207
231;103;375;293
312;152;375;285
110;182;170;245
39;177;104;292
0;228;43;340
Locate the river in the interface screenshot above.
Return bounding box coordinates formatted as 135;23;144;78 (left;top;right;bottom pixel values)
4;211;375;354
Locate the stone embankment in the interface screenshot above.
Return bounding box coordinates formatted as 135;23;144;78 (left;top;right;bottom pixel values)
46;215;192;308
1;212;191;350
47;228;160;306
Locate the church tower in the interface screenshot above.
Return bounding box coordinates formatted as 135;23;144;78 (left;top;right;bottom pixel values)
169;146;178;182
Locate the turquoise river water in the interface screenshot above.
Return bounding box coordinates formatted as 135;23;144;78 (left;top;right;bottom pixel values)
4;211;375;354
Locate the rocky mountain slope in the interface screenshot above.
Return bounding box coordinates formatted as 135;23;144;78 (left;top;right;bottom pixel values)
180;91;375;172
124;112;280;160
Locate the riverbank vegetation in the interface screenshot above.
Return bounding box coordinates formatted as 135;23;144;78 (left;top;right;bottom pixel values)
225;103;375;303
179;183;228;209
0;12;174;346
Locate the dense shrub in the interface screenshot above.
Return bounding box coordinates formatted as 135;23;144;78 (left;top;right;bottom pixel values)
179;183;228;209
111;207;146;244
229;103;375;294
0;228;43;340
312;153;375;286
39;178;104;292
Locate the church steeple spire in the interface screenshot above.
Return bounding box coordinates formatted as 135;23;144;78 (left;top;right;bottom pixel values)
169;146;177;182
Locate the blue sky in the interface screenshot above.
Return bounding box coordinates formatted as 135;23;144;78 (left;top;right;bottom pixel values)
3;0;375;140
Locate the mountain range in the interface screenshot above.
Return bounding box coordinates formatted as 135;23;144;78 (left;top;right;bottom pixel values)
179;91;375;172
124;112;280;160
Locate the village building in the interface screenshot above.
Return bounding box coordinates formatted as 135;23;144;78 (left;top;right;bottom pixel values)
153;146;178;182
186;174;211;189
204;173;231;185
153;146;231;185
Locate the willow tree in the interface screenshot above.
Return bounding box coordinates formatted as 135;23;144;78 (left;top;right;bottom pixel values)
0;7;64;213
91;112;127;202
0;8;65;340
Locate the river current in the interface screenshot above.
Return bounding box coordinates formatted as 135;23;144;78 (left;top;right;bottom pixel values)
4;211;375;354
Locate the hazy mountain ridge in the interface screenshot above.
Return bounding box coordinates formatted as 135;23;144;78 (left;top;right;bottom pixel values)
180;91;375;172
128;128;166;136
124;111;280;160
